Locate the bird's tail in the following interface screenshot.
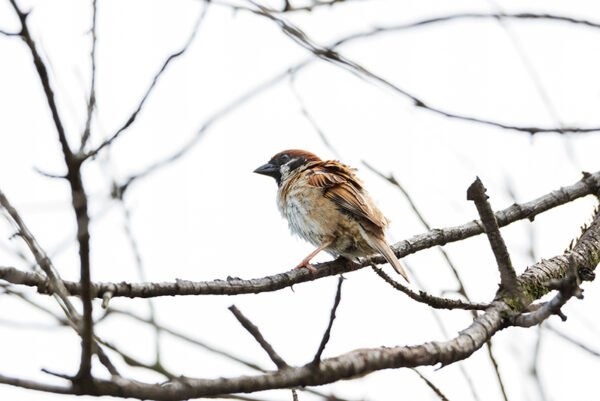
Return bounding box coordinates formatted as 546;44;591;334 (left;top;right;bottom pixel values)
370;237;410;283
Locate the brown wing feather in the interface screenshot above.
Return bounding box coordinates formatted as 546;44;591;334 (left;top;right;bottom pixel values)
306;162;386;231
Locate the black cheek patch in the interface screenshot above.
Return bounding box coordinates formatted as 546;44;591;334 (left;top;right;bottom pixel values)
287;157;306;172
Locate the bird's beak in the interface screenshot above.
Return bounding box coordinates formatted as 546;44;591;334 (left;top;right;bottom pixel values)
253;163;279;178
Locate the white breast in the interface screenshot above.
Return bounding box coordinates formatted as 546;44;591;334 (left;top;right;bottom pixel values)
277;183;325;247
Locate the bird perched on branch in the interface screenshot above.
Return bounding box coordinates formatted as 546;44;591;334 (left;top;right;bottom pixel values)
254;149;409;282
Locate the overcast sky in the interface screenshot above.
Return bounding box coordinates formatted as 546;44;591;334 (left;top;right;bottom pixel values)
1;0;599;400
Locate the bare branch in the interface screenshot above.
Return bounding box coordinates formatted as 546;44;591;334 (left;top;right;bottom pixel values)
2;170;599;299
411;369;451;401
118;64;297;194
231;4;600;135
9;0;73;159
83;2;210;160
1;203;599;399
546;324;600;358
512;256;585;327
0;373;73;395
104;308;360;401
271;0;361;13
371;265;488;310
8;0;97;381
311;276;344;365
229;305;289;370
289;73;340;159
0;190;78;319
363;162;472;307
530;326;548;401
484;340;509;401
80;0;98;151
0;28;19;36
467;177;519;299
2;283;120;377
364;162;506;399
99;339;178;381
106;308;267;372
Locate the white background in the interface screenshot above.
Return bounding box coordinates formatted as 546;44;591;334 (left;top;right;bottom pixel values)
0;0;599;400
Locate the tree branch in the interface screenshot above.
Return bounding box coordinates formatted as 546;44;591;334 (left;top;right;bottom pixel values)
9;0;96;381
467;177;519;300
371;265;488;310
9;0;72;159
311;276;344;365
229;305;289;370
2;195;599;400
83;2;210;160
1;170;599;299
546;323;600;358
231;3;600;134
411;369;452;401
80;0;98;151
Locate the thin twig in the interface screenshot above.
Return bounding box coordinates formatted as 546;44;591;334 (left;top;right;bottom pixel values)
118;64;298;194
289;73;340;159
411;369;451;401
0;28;19;36
9;0;73;159
484;340;509;401
231;3;600;135
371;265;488;310
546;324;600;357
105;308;267;372
363;162;501;401
530;325;548;401
228;305;289;370
311;276;344;365
121;203;161;362
0;189;78;320
80;0;98;151
363;162;473;311
83;2;210;160
2;283;120;377
103;308;358;401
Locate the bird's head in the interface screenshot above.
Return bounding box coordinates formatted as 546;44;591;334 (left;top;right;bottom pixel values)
254;149;321;186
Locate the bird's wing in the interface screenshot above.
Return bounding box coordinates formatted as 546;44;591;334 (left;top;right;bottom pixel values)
307;162;387;231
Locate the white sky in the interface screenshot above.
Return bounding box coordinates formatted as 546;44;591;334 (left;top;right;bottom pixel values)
0;0;599;400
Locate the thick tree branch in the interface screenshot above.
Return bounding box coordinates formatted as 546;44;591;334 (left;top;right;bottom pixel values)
512;255;586;327
467;177;519;300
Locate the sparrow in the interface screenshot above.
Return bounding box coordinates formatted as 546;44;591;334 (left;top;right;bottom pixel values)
254;149;409;282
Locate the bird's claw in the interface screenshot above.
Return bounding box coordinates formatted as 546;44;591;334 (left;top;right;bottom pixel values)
294;262;318;274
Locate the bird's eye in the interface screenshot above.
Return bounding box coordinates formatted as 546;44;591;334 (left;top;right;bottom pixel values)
279;154;290;164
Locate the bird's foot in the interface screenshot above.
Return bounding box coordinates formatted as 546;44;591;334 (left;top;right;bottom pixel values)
294;261;318;274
